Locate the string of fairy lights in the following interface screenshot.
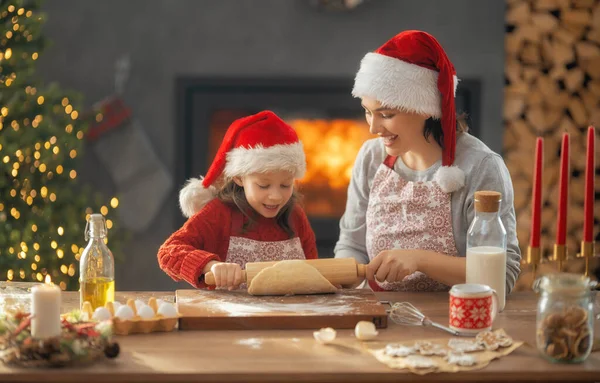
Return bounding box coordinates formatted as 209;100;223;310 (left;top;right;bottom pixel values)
1;2;120;290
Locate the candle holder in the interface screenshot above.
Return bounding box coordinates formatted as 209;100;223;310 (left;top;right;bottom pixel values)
552;244;567;272
579;241;595;278
526;246;542;279
0;312;119;368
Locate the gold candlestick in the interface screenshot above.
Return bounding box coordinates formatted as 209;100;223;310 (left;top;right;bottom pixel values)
527;246;541;279
553;244;567;272
580;241;594;277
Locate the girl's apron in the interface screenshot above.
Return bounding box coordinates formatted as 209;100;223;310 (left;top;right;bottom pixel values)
366;155;459;292
226;213;305;288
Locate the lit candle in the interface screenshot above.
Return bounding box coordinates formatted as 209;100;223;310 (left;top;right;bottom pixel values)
583;126;595;243
556;133;569;246
531;137;543;248
31;276;62;339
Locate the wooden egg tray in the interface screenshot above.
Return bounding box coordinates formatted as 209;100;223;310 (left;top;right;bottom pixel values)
82;297;181;336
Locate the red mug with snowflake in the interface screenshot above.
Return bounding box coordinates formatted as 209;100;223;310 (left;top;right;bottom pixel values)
449;283;499;335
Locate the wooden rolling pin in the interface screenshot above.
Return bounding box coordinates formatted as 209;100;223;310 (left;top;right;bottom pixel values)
204;258;366;286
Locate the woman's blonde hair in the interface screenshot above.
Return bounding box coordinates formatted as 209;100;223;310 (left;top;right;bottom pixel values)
216;178;299;237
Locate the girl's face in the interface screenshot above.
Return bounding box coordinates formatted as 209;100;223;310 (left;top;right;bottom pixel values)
234;170;295;218
361;96;430;157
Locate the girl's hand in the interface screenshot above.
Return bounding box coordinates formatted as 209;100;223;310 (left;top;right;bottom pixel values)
366;250;420;283
210;262;244;290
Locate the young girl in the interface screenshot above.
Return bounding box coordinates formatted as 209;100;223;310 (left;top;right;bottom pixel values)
158;110;317;290
335;30;521;293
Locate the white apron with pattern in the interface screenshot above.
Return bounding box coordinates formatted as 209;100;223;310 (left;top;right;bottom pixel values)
365;155;459;292
225;214;306;288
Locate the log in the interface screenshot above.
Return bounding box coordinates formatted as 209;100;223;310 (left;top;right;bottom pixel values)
526;88;544;107
551;42;575;65
505;59;523;84
553;28;577;45
506;83;530;96
549;65;567;81
521;42;541;65
523;67;540;83
564;68;585;92
536;75;559;100
545;89;570;109
568;96;588;126
532;13;559;32
503;124;519;153
570;176;585;205
504;97;526;120
505;33;524;57
588;29;600;45
507;1;531;24
534;0;560;11
582;57;600;80
572;0;597;8
526;107;550;134
558;116;577;135
513;177;532;211
567;204;585;239
511;120;538;145
520;24;542;43
562;9;592;25
541;37;554;64
589;81;600;97
562;22;587;40
576;42;600;60
579;89;599;115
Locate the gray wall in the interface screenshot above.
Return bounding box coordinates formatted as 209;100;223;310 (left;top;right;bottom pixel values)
38;0;506;291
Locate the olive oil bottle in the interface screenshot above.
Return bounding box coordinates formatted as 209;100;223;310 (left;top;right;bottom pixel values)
79;214;115;310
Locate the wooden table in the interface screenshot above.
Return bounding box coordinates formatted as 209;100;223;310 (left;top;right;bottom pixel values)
1;291;599;382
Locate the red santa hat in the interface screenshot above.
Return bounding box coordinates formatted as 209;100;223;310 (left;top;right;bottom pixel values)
352;30;465;193
179;110;306;218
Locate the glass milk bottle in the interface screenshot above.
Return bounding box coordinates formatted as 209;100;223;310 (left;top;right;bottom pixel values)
79;213;115;310
466;191;507;311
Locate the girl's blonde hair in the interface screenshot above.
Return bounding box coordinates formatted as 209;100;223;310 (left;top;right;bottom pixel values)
216;178;299;237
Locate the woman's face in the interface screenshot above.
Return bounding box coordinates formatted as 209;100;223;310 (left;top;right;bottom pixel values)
234;170;295;218
361;96;429;157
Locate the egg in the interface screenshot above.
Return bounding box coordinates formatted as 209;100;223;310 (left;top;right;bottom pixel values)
134;299;145;311
354;321;379;341
115;305;135;320
92;306;112;321
137;304;156;319
112;301;123;311
313;327;337;344
157;302;178;318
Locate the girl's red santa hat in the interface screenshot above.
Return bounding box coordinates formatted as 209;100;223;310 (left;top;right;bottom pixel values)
352;30;465;193
179;110;306;218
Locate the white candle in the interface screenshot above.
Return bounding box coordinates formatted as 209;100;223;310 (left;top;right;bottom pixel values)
31;277;62;339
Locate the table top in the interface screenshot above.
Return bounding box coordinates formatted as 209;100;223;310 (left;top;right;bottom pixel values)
1;290;599;383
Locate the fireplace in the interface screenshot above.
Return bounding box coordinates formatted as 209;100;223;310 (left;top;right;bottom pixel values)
175;78;481;257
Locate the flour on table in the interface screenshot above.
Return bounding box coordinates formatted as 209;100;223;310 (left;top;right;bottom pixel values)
236;338;263;350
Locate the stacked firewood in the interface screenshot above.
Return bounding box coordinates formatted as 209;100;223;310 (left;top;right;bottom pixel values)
504;0;600;286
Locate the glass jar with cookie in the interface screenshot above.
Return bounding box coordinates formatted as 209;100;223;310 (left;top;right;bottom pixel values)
533;273;598;363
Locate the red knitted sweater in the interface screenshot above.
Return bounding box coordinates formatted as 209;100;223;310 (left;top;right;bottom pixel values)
157;199;318;288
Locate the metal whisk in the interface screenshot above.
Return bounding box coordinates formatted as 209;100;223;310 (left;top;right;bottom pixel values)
389;302;460;336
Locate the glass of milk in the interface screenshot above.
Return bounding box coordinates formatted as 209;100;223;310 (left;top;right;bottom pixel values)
466;191;507;312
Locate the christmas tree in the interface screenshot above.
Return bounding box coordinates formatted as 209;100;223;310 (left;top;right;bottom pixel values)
0;0;121;290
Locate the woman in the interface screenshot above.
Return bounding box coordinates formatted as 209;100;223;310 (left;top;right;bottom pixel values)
334;30;521;293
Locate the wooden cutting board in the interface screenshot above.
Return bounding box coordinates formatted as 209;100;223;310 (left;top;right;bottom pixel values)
176;289;388;330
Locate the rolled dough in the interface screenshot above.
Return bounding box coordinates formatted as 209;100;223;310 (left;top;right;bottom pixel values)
247;260;338;296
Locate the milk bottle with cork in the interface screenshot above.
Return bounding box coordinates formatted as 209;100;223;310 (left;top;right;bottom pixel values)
466;191;507;311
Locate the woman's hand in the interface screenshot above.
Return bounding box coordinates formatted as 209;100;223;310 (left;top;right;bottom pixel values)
209;262;244;290
366;250;421;283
